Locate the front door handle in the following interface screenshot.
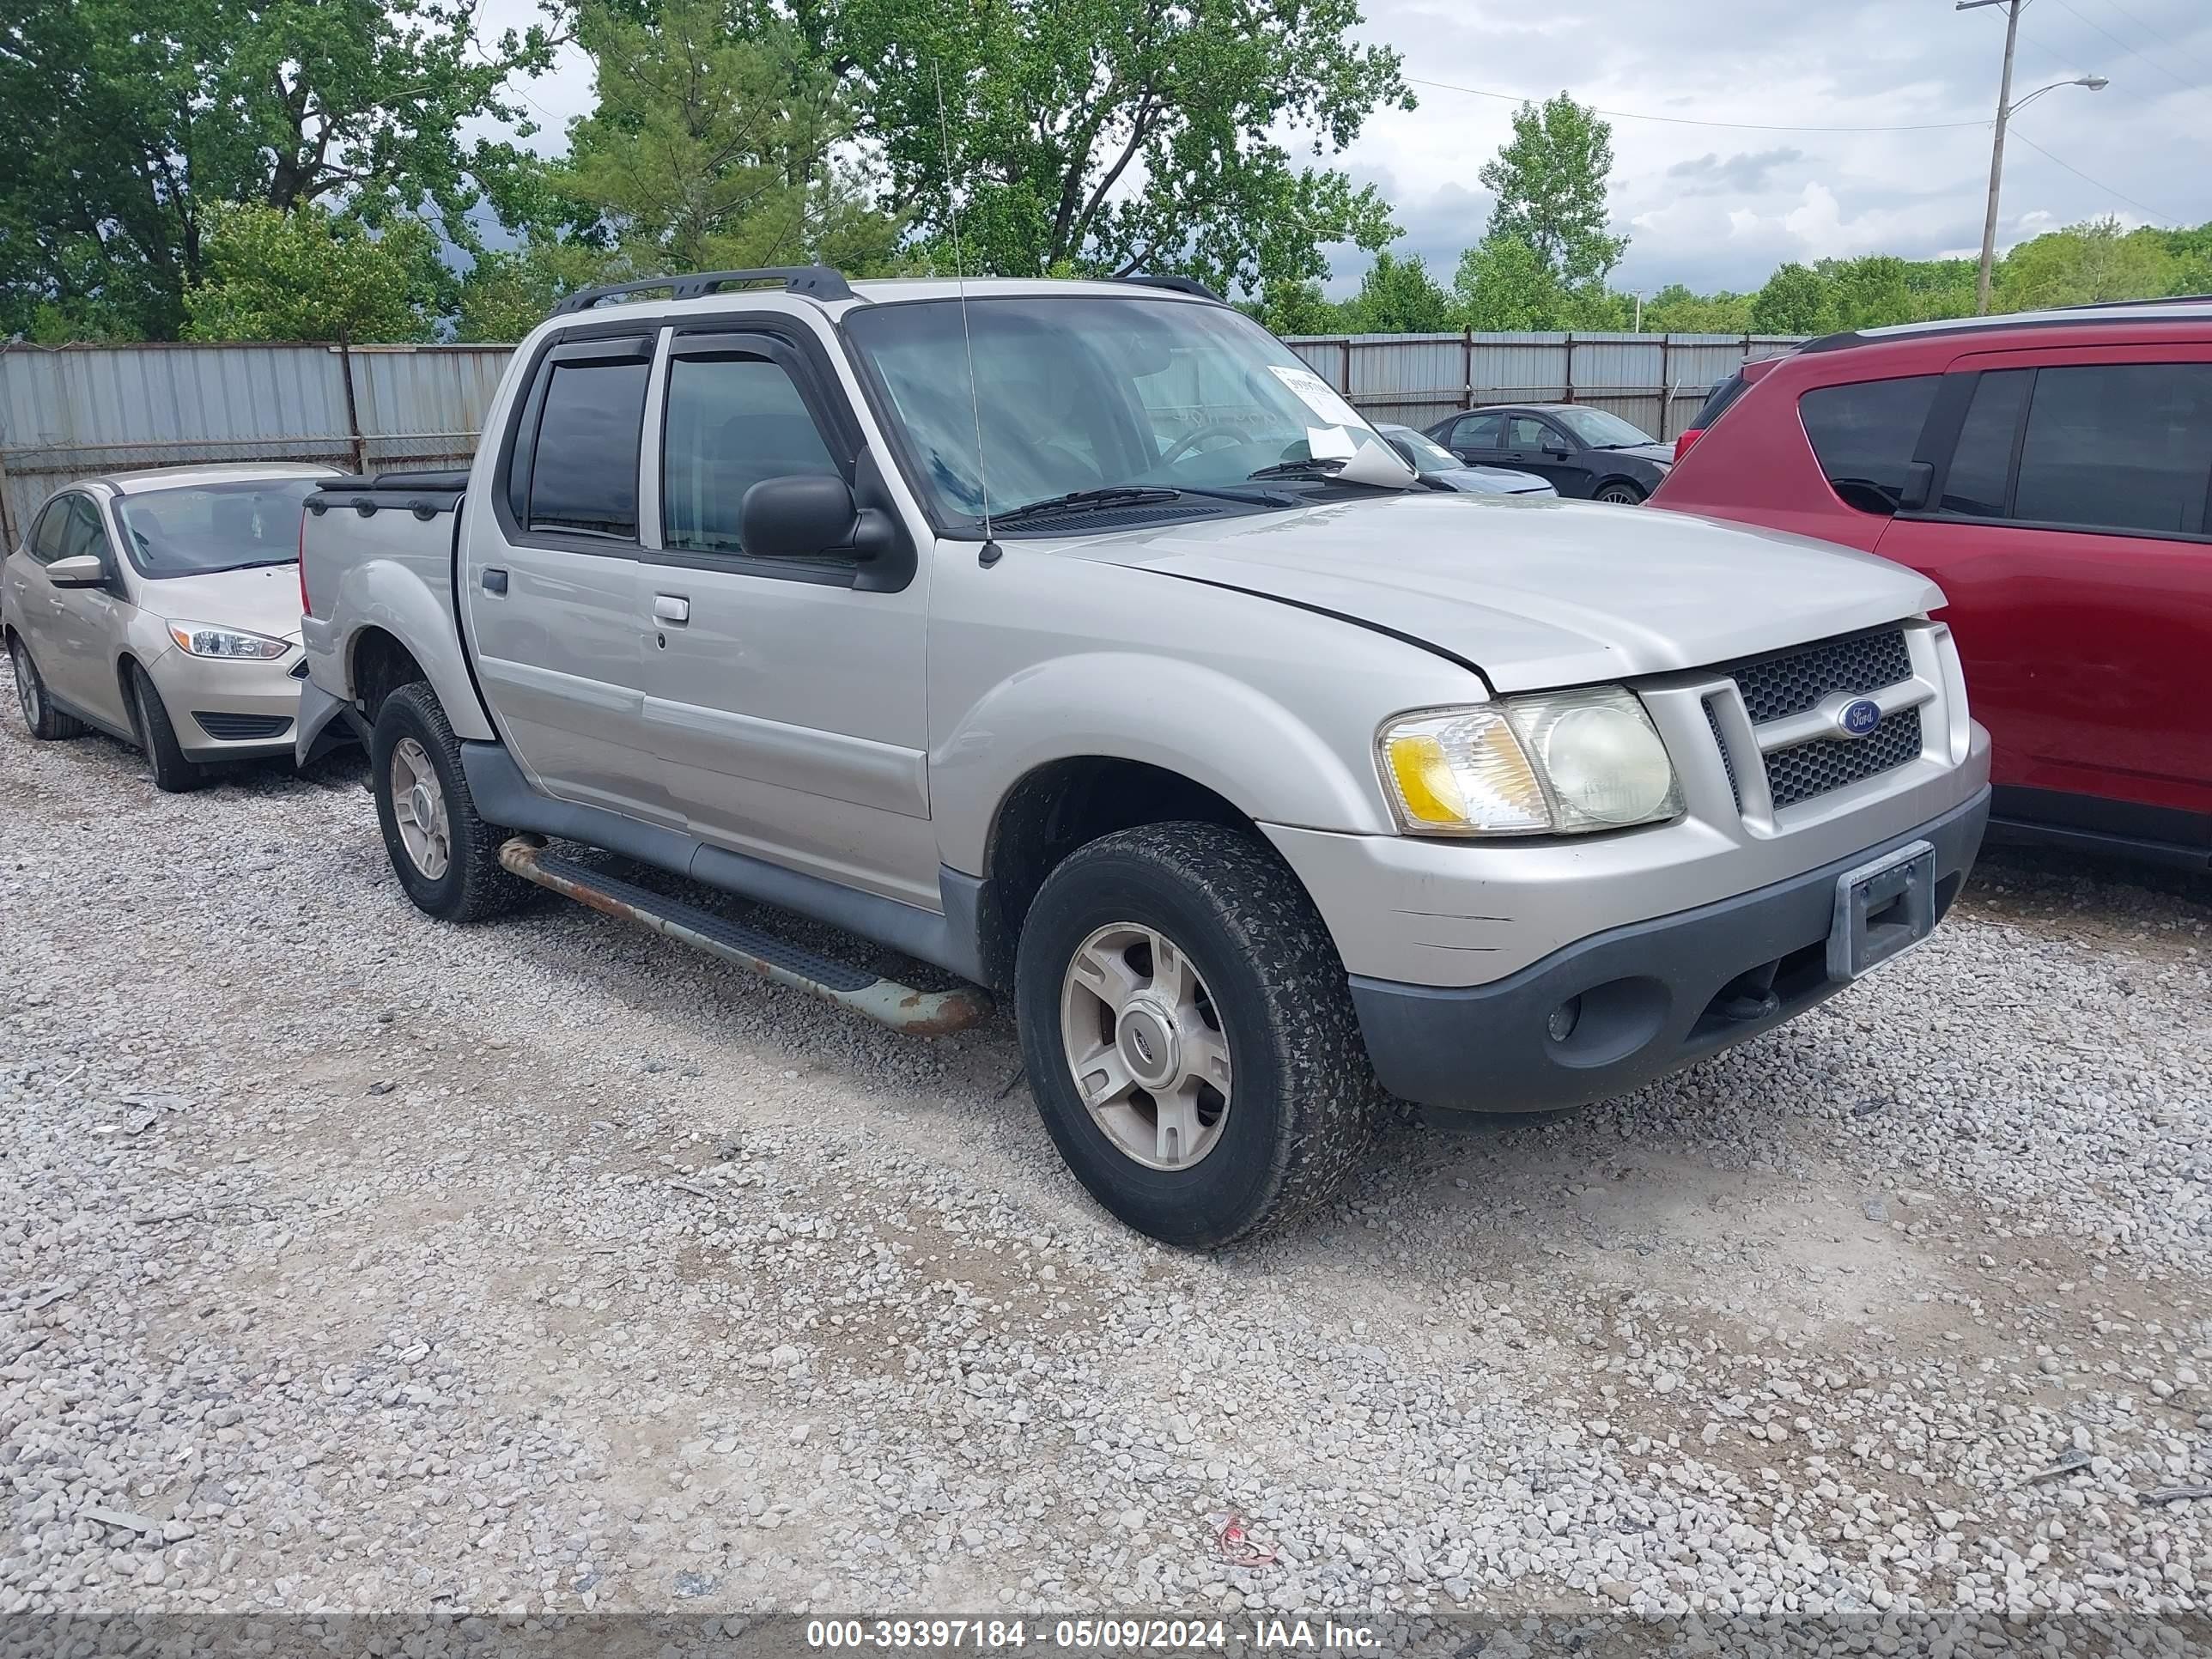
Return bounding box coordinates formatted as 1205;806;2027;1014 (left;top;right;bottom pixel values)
482;567;508;595
653;593;690;625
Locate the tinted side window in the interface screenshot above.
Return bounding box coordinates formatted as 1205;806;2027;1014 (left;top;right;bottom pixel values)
64;497;113;562
1939;369;2032;518
2013;363;2212;536
527;359;650;538
28;498;72;563
1799;374;1942;514
1506;416;1556;451
662;356;842;556
1452;413;1504;447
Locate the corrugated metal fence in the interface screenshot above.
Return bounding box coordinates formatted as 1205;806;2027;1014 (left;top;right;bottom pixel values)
1280;331;1807;435
0;331;1802;542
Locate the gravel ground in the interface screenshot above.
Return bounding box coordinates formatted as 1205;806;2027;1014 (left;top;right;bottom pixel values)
3;717;2209;1633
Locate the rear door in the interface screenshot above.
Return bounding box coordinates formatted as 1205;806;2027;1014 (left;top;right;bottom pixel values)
459;327;680;827
4;495;75;685
1439;410;1508;466
639;321;938;906
1878;348;2212;831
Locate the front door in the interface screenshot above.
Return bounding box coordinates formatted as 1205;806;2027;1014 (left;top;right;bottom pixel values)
639;325;938;907
40;495;132;727
459;329;679;827
1878;350;2212;827
1501;415;1590;495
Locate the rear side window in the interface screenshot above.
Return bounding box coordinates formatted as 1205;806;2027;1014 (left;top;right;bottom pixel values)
1939;369;2033;518
2013;363;2212;535
1799;375;1942;514
526;357;650;539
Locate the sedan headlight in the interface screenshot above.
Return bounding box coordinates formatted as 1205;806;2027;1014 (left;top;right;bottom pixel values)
1379;687;1682;836
166;622;289;659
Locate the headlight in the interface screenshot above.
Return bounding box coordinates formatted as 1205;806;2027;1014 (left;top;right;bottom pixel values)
166;622;289;659
1379;686;1682;836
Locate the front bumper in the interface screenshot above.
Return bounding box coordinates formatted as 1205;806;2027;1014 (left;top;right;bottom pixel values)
1348;787;1990;1114
149;647;307;761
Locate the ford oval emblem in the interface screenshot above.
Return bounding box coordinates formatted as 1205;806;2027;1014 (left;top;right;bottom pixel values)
1838;697;1882;738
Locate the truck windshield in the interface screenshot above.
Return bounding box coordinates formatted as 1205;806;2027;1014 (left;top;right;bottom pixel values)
841;295;1413;529
114;479;323;578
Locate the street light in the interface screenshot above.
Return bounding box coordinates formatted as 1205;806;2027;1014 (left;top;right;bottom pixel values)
1959;0;2108;314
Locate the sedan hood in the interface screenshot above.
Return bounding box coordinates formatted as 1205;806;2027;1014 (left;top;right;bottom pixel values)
1439;466;1553;496
1605;443;1676;468
137;563;303;644
1068;492;1942;691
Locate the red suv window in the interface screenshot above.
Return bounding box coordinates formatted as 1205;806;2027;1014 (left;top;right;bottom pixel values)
1797;375;1941;515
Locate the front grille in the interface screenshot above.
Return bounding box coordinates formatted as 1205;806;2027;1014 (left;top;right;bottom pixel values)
1765;708;1923;810
1703;696;1741;811
1730;628;1914;724
192;711;293;742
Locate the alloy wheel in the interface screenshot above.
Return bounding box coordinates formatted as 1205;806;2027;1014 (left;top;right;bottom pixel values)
1058;921;1233;1170
388;736;453;880
10;646;37;729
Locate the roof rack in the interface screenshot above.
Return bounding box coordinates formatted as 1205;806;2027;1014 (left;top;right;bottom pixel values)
551;266;854;317
1116;275;1225;302
2054;293;2212;311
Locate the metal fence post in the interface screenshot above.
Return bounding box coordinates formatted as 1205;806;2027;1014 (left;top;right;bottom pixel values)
1657;337;1673;441
337;331;367;475
1563;333;1576;404
1462;328;1473;411
0;441;15;551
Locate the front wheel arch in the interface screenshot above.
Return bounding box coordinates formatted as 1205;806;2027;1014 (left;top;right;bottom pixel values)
1590;477;1648;504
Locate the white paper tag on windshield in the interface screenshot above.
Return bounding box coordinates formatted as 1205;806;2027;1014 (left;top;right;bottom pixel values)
1306;425;1356;461
1268;363;1364;429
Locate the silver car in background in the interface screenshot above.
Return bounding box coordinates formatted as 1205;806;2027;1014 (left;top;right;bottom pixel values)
2;463;336;790
1377;423;1558;496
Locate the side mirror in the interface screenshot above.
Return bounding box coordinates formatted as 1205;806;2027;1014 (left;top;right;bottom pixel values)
46;554;107;587
1896;460;1935;513
1543;446;1570;459
739;474;898;564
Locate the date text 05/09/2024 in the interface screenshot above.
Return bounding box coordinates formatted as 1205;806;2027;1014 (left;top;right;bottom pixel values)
802;1617;1383;1651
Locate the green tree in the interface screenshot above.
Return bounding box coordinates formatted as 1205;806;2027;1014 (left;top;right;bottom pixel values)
182;204;441;341
1477;94;1627;286
1345;251;1453;332
1641;283;1753;334
554;1;904;277
1748;262;1829;334
0;0;557;340
1451;232;1564;331
820;0;1409;297
1996;217;2180;309
453;244;618;343
1815;254;1910;331
1249;279;1356;337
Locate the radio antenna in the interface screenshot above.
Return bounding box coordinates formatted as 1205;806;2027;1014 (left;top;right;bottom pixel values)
932;63;999;560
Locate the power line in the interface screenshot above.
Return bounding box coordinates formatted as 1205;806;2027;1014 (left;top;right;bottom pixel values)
2095;0;2212;82
1401;76;1991;134
2007;125;2182;222
2041;0;2203;94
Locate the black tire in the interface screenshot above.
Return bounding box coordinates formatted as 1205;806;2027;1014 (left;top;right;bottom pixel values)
1592;480;1646;505
1014;822;1379;1249
369;681;528;922
126;662;204;793
8;633;85;740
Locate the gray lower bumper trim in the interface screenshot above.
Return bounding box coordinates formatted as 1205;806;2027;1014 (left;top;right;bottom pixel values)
294;678;365;767
1349;787;1991;1114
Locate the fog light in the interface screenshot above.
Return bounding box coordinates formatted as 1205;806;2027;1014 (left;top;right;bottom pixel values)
1547;997;1582;1043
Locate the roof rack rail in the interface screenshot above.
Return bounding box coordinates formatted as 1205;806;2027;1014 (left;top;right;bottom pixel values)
551;266;854;317
2054;293;2212;311
1116;275;1225;302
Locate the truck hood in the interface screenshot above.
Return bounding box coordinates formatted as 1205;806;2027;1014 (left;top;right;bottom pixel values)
135;563;303;644
1067;492;1942;691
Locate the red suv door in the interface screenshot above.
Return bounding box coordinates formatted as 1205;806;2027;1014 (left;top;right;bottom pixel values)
1875;345;2212;843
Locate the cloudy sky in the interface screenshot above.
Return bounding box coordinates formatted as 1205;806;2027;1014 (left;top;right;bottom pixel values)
483;0;2212;296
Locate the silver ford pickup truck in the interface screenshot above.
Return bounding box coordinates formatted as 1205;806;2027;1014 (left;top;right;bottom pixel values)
297;267;1990;1247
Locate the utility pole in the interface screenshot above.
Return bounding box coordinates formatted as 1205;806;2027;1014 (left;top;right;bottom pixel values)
1960;0;2020;316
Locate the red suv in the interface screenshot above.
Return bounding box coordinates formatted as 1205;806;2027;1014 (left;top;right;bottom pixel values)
1650;301;2212;870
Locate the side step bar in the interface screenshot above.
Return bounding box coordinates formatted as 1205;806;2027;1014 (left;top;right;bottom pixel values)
498;838;990;1036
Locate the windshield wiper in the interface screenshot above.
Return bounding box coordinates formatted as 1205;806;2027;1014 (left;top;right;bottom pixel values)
1245;458;1348;482
988;486;1186;526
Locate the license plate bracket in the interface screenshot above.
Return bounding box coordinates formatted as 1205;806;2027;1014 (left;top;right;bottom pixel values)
1826;839;1936;982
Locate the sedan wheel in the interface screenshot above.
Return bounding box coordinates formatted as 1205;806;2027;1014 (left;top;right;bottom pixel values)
1058;921;1234;1171
389;735;453;880
1594;482;1645;505
11;642;40;727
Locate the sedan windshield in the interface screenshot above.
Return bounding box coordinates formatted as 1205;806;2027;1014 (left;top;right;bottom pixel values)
842;295;1413;528
114;479;322;578
1552;407;1656;449
1386;428;1467;476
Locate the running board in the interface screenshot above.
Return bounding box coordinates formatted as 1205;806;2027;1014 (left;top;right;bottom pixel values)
498;838;990;1036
